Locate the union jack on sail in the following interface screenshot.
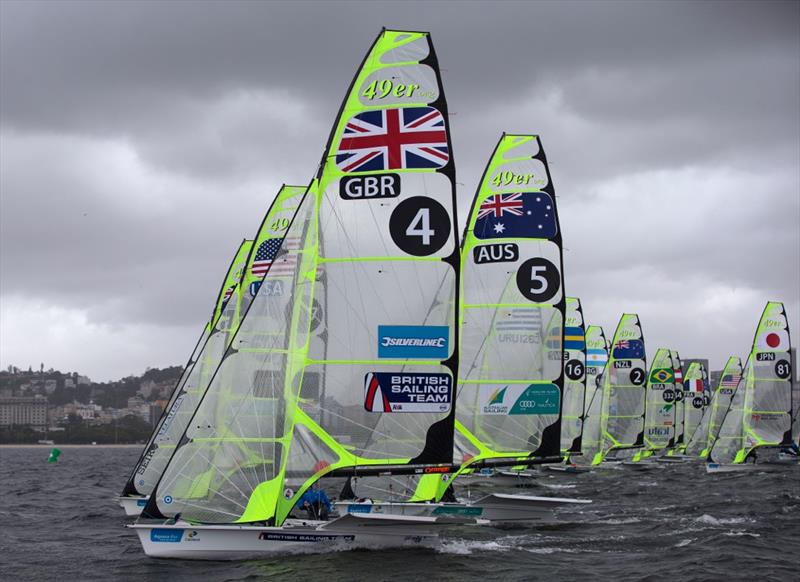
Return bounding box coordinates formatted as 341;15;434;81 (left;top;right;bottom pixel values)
335;107;449;173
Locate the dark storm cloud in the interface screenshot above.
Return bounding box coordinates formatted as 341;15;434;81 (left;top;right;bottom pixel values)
0;0;798;379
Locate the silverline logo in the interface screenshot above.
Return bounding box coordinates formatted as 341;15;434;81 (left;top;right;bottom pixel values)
381;337;447;348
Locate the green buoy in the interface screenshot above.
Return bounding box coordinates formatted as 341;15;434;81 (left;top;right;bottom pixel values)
47;447;61;463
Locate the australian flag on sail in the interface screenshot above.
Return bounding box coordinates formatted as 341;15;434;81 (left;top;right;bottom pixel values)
335;107;449;173
474;192;557;240
612;339;645;359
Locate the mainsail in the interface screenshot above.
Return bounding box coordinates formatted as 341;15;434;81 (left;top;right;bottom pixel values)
143;29;460;525
561;297;587;454
580;325;609;465
697;356;742;458
634;348;676;460
121;238;252;498
680;361;709;451
597;314;646;461
419;133;564;500
128;185;305;499
709;302;794;465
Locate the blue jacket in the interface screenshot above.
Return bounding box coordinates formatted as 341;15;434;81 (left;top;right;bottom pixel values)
295;489;332;511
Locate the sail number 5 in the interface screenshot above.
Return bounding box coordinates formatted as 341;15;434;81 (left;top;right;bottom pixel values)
515;258;560;302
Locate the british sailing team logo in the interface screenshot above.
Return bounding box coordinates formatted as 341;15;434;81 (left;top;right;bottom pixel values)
364;372;452;413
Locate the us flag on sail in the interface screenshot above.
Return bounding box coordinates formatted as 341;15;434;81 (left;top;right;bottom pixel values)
335;107;449;173
251;237;301;278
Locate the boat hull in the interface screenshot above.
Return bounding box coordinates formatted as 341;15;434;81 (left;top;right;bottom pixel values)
129;515;439;560
118;495;148;516
336;493;591;525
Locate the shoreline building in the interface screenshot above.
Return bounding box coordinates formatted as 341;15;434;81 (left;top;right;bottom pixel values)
0;396;48;430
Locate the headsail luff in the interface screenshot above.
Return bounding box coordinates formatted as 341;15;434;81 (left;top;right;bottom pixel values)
709;302;793;464
144;30;460;526
131;186;305;500
579;325;609;466
697;356;742;458
633;348;676;461
561;297;587;454
596;313;646;462
121;238;252;497
680;361;709;452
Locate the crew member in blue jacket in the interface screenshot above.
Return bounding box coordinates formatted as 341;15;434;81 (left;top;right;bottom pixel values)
295;485;332;520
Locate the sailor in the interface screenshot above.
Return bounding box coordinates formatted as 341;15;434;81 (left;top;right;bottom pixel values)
296;483;332;521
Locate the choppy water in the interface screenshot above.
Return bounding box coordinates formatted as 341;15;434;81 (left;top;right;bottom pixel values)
0;446;798;581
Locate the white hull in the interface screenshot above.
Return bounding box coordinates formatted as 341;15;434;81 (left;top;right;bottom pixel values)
705;462;760;474
545;464;592;475
336;493;591;525
130;514;439;560
118;495;149;516
621;461;661;471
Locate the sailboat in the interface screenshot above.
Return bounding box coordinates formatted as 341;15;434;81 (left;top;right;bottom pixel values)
596;314;647;464
118;185;305;515
131;29;470;559
659;350;690;462
332;134;590;522
707;302;794;473
678;361;709;455
629;348;676;465
547;323;606;474
561;297;588;456
685;362;724;458
118;238;253;515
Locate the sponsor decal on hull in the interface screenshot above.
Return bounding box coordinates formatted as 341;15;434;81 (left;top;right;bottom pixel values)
150;529;184;543
258;532;356;543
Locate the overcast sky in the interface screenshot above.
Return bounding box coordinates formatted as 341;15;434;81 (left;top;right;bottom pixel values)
1;0;798;381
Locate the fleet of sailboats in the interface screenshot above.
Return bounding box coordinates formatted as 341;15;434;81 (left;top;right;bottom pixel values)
118;28;797;559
